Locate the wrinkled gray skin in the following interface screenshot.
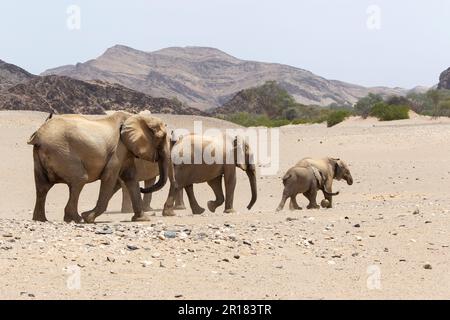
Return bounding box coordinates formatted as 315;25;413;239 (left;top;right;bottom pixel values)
277;157;353;211
116;159;185;213
145;134;257;216
28;112;174;223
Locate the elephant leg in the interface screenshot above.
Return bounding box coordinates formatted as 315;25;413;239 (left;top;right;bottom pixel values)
122;179;151;222
289;195;302;210
323;188;333;208
120;180;133;213
276;189;289;212
82;161;122;223
142;177;156;211
32;148;54;222
162;183;177;217
304;189;320;209
185;184;205;215
207;176;224;213
174;188;186;210
223;168;236;213
64;182;85;223
32;180;54;222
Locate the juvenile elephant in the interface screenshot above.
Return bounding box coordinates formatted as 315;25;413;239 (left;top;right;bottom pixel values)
277;157;353;211
146;134;257;216
116;158;185;213
28;112;174;223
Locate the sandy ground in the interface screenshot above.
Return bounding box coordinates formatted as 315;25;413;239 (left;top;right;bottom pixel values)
0;110;449;300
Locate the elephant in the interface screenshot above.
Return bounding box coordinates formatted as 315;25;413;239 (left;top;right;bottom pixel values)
145;134;257;216
27;112;174;223
277;157;353;211
116;158;185;213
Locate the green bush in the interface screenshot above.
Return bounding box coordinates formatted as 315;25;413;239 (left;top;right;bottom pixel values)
369;102;409;121
354;93;383;118
326;110;352;127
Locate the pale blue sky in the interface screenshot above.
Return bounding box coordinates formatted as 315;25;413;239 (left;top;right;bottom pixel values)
1;0;449;88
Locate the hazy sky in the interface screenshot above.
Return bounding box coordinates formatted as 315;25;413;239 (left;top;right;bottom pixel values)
1;0;449;88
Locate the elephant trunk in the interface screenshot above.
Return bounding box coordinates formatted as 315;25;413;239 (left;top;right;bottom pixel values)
140;144;169;194
246;169;257;210
346;174;353;185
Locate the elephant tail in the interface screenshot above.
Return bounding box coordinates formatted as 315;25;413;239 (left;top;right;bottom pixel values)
27;113;53;146
27;131;39;145
282;173;292;186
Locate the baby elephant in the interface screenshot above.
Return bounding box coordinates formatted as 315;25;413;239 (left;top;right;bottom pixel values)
276;157;353;211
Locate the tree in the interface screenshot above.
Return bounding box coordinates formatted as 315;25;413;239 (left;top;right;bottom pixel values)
354;93;383;118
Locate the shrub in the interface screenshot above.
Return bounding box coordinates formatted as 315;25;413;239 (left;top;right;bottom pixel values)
369;102;409;121
354;93;383;118
326;110;352;127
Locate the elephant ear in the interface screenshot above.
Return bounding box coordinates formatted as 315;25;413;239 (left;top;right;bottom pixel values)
120;115;166;162
233;136;252;171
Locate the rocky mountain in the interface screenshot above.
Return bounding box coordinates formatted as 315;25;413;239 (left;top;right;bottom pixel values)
0;72;203;115
0;59;36;91
42;45;407;110
438;67;450;90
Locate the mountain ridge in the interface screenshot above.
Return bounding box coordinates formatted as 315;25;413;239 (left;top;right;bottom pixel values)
42;45;411;110
0;60;204;115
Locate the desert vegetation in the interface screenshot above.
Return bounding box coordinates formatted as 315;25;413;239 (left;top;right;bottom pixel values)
216;81;450;127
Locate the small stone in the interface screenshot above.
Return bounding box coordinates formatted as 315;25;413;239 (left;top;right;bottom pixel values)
158;232;166;240
106;256;115;263
233;254;240;259
95;228;113;235
2;233;13;238
141;260;153;267
353;224;360;228
164;231;177;239
222;258;230;263
243;240;252;246
174;294;183;298
178;232;188;239
425;221;432;224
423;263;432;270
413;208;420;215
286;217;298;222
355;236;362;241
126;244;139;251
151;252;161;258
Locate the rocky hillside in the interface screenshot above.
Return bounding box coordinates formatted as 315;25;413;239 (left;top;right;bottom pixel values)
438;67;450;90
0;73;203;115
42;45;407;110
0;59;36;91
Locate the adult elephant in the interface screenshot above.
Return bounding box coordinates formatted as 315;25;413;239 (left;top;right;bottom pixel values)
291;157;353;208
117;159;185;213
27;112;174;223
146;134;257;216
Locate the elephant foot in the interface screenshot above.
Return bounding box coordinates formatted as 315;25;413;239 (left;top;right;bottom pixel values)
32;213;48;222
224;208;236;214
207;201;217;213
64;213;83;224
82;211;97;224
276;206;283;212
131;213;152;222
162;208;176;217
192;206;205;215
306;204;320;210
174;204;186;210
142;206;154;212
121;207;133;214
